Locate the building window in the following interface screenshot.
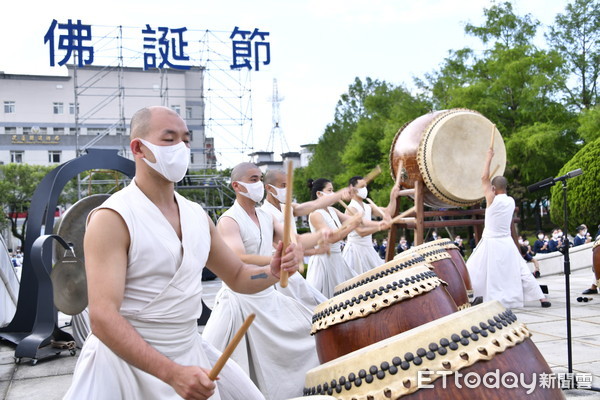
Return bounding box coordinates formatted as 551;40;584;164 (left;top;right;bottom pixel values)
10;151;23;163
48;151;61;164
53;128;65;135
22;127;31;135
53;102;64;114
186;106;192;119
172;105;181;115
69;103;79;115
5;127;17;135
4;101;15;113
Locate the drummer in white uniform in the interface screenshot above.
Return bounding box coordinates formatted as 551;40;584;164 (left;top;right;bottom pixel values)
65;106;300;400
306;178;363;297
261;169;354;307
202;162;321;400
467;148;551;309
342;176;398;274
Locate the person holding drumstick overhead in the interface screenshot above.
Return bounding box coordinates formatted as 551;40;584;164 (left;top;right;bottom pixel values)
65;106;299;400
466;147;551;309
342;176;400;274
306;178;364;298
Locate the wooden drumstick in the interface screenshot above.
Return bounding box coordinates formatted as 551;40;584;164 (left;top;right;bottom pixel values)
280;160;294;288
490;124;496;149
366;198;387;219
395;159;404;188
363;165;382;186
338;200;356;215
391;206;417;224
209;313;256;380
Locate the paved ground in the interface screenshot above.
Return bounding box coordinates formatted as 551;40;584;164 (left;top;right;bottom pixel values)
1;269;599;399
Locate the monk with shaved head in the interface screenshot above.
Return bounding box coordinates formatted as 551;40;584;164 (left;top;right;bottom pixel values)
203;162;325;400
466;148;550;309
65;105;300;400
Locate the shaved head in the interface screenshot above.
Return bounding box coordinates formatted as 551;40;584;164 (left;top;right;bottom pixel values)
130;106;180;140
491;176;508;192
231;162;260;182
264;169;286;187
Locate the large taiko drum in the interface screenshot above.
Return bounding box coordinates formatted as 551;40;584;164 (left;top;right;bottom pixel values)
303;301;564;399
395;241;470;309
390;109;506;208
594;239;600;287
429;239;473;296
312;265;458;364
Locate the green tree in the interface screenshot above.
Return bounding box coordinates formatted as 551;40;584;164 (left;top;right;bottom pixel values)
549;137;600;233
577;105;600;143
547;0;600;110
0;164;55;246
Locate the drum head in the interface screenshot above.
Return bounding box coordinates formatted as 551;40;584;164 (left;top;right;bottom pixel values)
418;109;506;207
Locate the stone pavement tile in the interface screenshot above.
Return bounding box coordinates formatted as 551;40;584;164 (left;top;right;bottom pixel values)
12;354;78;380
513;310;564;324
519;302;600;320
0;381;9;399
0;362;15;382
525;319;600;339
529;331;564;343
5;374;72;400
0;349;16;366
574;335;600;347
579;316;600;325
537;339;600;366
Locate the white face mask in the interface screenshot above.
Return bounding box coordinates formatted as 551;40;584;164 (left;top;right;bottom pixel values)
538;234;544;240
236;181;265;203
268;184;287;203
356;186;368;199
139;138;190;183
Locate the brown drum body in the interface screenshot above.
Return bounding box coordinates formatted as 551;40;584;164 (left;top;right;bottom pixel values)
304;301;564;400
389;109;506;208
402;241;470;309
435;239;474;293
594;240;600;284
312;265;457;364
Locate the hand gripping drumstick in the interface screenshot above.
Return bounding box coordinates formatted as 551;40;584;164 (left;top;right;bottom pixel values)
208;313;256;380
280;160;294;288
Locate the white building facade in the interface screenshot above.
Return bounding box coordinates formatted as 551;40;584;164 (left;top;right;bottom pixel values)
0;65;216;169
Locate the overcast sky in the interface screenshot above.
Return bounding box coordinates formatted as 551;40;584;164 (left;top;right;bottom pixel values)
0;0;569;167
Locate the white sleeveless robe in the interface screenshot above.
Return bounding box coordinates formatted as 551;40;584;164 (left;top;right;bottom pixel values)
203;201;319;400
64;180;263;400
307;208;358;298
260;200;327;309
467;194;544;308
342;199;384;274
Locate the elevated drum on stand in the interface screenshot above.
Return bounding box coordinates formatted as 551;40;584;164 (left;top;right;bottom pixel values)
312;264;458;364
389;108;506;209
303;301;565;400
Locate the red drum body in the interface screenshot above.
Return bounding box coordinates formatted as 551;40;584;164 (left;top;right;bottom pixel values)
389;109;506;209
304;301;565;400
312;265;457;364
